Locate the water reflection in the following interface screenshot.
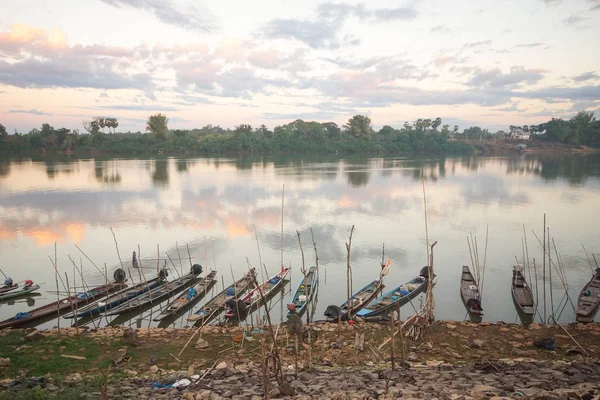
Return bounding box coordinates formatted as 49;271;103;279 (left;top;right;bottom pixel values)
152;159;170;187
0;153;599;328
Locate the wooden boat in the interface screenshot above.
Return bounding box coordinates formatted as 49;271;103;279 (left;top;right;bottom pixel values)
511;265;535;316
104;265;204;316
0;282;19;294
287;266;318;319
0;283;40;301
356;268;428;320
460;265;483;315
225;267;290;319
576;268;600;323
153;270;217;321
64;271;168;318
324;279;384;321
187;268;256;324
0;281;127;329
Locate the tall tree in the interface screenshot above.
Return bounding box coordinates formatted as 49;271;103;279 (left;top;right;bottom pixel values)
41;123;53;135
146;113;169;139
344;115;373;139
104;117;118;133
0;123;7;137
83;117;102;134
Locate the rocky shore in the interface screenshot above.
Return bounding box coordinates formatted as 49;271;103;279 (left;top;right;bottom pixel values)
1;321;600;399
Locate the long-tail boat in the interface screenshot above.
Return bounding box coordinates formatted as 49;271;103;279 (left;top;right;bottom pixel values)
576;268;600;323
356;267;429;320
511;264;535;316
187;268;255;325
287;266;318;319
103;264;204;316
323;261;389;321
0;281;41;301
225;267;290;319
0;270;128;329
460;265;484;316
0;279;19;294
152;270;217;321
63;269;169;318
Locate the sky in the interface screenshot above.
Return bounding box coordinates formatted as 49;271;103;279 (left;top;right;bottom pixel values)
0;0;599;133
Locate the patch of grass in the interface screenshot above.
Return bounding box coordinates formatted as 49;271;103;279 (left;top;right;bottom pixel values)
0;331;122;378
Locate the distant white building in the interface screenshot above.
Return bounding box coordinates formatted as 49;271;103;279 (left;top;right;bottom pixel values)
508;128;530;140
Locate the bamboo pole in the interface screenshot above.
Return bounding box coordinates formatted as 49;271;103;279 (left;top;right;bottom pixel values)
296;230;308;325
74;244;110;281
175;241;184;277
390;307;396;371
254;225;266;284
54;242;60;334
345;225;355;319
186;244;193;269
398;305;405;366
281;184;285;270
467;237;477;285
422;180;430;265
582;244;595;275
548;227;555;323
310;228;321;288
542;214;547;325
246;263;284;384
531;231;576;315
64;273;78;334
68;255;99;330
480;226;489;298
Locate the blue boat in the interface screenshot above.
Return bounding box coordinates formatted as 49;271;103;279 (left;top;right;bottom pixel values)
355;268;429;320
287;266;318;318
63;271;167;319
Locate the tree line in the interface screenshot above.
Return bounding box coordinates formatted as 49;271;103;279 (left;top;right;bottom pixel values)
1;112;598;156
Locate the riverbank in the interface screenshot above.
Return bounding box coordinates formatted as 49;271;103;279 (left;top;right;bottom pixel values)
1;321;599;399
469;139;600;155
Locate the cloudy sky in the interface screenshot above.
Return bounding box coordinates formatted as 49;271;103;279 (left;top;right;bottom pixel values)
0;0;599;133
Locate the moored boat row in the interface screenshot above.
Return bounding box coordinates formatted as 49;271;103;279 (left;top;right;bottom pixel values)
1;256;599;329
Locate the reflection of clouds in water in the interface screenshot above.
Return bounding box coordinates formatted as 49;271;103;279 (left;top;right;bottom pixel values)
260;225;347;264
560;190;582;204
455;175;530;206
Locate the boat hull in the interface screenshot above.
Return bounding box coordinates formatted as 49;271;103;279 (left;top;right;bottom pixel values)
576;268;600;323
0;282;127;329
460;265;484;317
225;268;290;319
0;285;41;301
188;269;256;325
287;267;318;319
356;273;427;319
153;271;218;322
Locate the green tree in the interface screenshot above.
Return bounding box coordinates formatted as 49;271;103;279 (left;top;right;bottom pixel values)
147;113;169;139
431;117;442;131
0;123;7;136
323;122;341;140
41;123;53;136
441;124;451;138
104;117;118;133
344;115;373;139
83;118;101;134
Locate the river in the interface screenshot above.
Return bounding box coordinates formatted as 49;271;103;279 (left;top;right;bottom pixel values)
0;154;599;329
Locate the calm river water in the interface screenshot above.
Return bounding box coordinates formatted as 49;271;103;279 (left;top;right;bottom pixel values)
0;154;599;329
